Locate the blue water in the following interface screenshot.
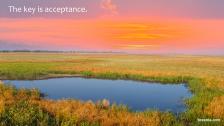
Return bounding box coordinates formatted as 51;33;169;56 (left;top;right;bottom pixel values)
4;77;192;113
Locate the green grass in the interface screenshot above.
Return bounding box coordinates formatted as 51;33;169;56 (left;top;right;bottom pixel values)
0;52;224;126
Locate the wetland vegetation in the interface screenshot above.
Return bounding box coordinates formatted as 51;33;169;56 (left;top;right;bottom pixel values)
0;52;223;126
4;77;192;113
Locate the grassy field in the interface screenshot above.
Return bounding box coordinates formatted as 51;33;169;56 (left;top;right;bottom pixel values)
0;52;224;126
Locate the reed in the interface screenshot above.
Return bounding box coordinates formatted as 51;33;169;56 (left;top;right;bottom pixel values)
0;52;223;125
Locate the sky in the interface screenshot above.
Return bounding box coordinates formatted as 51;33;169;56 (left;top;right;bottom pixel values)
0;0;224;54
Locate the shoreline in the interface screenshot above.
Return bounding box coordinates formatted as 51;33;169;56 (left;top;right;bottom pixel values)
0;73;189;85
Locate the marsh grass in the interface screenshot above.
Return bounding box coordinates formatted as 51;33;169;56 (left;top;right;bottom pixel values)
0;53;224;125
0;83;177;126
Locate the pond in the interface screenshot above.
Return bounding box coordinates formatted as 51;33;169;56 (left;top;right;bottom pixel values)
4;77;192;113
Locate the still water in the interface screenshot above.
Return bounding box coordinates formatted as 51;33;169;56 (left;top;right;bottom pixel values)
4;77;192;113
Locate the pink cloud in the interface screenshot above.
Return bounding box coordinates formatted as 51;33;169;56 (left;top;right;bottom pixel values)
101;0;118;15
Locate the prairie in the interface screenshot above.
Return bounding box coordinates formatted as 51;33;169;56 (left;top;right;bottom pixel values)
0;52;224;126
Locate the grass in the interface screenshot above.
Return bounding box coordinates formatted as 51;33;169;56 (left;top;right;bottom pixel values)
0;52;224;125
0;83;176;126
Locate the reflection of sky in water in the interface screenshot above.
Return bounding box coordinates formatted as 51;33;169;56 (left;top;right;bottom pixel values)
4;77;192;113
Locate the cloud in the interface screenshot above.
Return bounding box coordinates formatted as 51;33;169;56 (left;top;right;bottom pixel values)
115;44;160;50
101;0;118;15
0;41;34;50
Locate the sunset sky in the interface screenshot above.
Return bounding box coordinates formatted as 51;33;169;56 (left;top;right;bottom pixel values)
1;0;224;54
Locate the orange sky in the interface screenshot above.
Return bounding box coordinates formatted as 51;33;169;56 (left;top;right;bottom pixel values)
1;0;224;54
1;18;224;54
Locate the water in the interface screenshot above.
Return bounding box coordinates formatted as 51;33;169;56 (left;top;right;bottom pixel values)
4;77;192;113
